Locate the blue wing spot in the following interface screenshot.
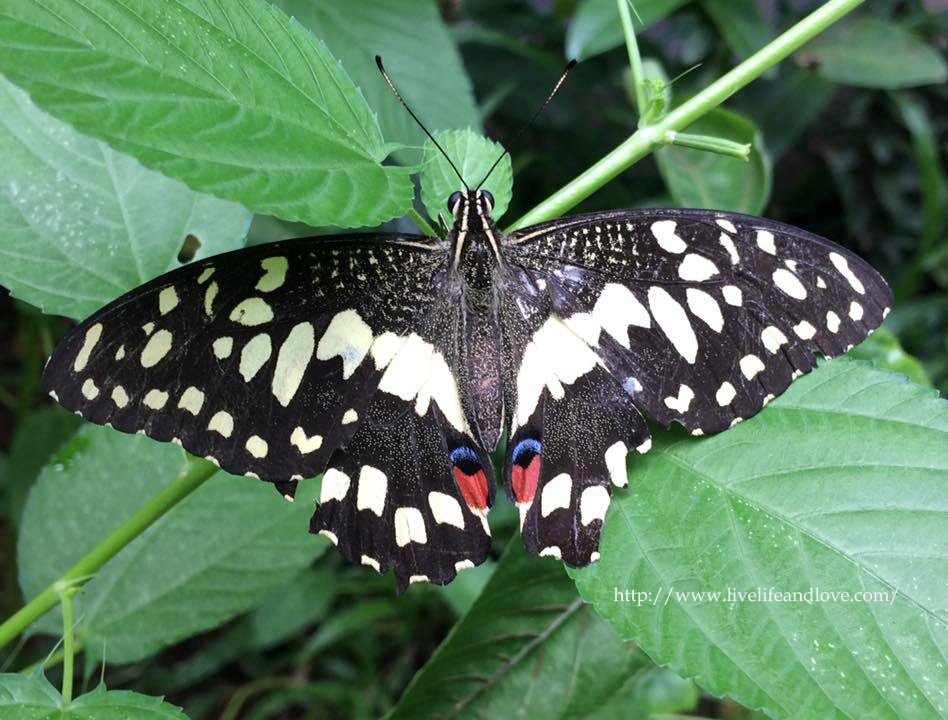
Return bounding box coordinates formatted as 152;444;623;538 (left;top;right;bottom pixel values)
450;446;481;476
511;438;541;467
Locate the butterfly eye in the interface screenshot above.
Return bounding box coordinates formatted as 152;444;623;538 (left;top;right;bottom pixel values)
447;191;463;214
481;190;494;212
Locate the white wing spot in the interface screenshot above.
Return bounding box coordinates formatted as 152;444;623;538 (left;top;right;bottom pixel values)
111;385;129;408
213;337;233;359
208;410;234;438
273;322;315;407
686;288;724;332
361;555;381;572
316;309;373;380
636;438;652;454
784;259;798;272
455;559;475;572
678;253;719;282
159;286;179;315
197;267;215;284
357;465;387;516
793;321;817;340
255;256;288;292
722;285;743;306
428;491;465;529
230;297;273;326
756;231;776;254
740;354;766;380
177;386;205;415
716;218;737;233
74;323;103;372
761;326;789;354
142;322;155;336
394;507;427;546
826;310;841;333
409;575;429;585
849;301;864;321
651;220;687;253
141;330;173;368
342;408;358;424
716;381;736;406
144;389;169;410
204;282;218;316
772;269;807;299
370;331;407;370
648;287;698;363
290;426;322;454
592;283;651;347
541;473;572;517
239;333;272;382
245;435;268;458
719;234;740;264
115;345;125;361
829;252;865;294
664;384;695;413
81;378;99;400
320;468;351;503
580;486;610;526
604;441;628;488
539;546;562;559
319;530;338;545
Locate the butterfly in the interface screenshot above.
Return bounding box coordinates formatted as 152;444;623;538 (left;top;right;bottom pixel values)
40;60;893;592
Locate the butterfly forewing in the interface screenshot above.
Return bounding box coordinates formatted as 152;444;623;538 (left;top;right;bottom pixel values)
506;209;892;436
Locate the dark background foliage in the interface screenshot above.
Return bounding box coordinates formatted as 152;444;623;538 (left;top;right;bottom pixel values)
0;0;945;718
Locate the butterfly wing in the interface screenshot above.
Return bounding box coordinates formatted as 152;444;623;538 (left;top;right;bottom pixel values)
500;209;892;564
42;233;493;590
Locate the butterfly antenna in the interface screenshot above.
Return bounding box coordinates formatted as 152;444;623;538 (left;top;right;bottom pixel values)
475;59;577;190
376;55;469;192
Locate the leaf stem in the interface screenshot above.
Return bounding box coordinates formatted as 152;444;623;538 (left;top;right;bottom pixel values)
617;0;648;119
57;583;75;706
506;0;865;231
0;457;217;651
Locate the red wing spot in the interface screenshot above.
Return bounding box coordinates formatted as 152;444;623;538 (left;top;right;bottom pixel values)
453;467;489;511
512;454;540;504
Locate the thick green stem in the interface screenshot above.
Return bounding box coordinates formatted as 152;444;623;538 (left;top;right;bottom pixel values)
0;457;216;651
507;0;865;231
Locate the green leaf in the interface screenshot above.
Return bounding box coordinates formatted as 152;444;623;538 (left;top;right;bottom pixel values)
0;0;414;227
700;0;772;59
1;407;79;531
846;326;932;388
799;17;948;89
570;360;948;719
656;106;771;213
0;673;190;719
746;67;835;159
389;539;666;719
419;130;513;224
271;0;480;162
17;425;328;663
0;76;251;320
566;0;689;61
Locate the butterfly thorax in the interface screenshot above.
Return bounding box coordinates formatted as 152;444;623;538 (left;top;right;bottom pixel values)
447;190;506;449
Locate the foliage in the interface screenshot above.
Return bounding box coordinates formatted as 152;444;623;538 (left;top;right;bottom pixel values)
0;1;945;718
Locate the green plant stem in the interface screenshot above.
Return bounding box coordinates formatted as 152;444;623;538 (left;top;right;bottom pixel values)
0;457;217;651
507;0;865;231
617;0;648;119
59;586;74;706
408;207;438;238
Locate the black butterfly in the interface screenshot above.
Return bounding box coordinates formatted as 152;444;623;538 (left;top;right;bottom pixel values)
40;62;893;592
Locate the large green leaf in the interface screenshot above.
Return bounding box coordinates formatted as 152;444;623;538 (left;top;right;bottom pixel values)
656;106;771;214
17;425;328;663
0;76;251;320
0;0;413;227
798;17;948;89
571;360;948;718
419;130;513;225
389;539;696;719
271;0;480;161
565;0;689;61
0;673;190;720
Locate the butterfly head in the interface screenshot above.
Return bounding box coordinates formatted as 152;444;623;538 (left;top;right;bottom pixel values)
447;189;495;226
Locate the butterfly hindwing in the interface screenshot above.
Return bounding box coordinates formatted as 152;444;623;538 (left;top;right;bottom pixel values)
507;209;892;435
